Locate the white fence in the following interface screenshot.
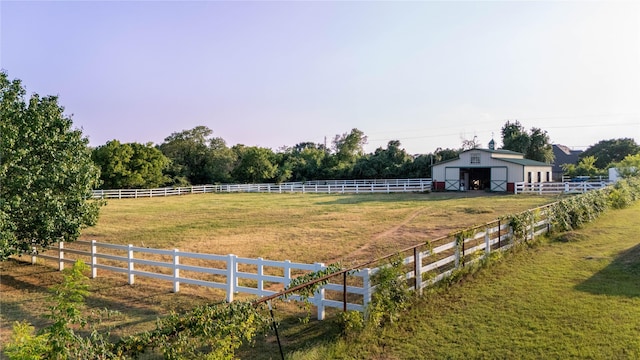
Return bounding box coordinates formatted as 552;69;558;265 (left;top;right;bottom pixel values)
32;205;553;320
90;179;433;199
514;181;610;195
33;241;370;320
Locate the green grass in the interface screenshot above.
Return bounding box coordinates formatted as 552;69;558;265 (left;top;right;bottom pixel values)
283;202;640;359
80;192;555;264
1;192;556;352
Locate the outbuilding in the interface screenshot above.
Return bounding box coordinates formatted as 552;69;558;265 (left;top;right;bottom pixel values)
431;148;553;193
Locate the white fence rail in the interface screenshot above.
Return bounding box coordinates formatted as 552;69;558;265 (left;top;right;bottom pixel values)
33;241;370;320
32;205;552;320
91;179;433;199
514;181;609;195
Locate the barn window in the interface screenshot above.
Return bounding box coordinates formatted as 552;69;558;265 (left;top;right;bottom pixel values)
546;172;550;182
470;153;480;164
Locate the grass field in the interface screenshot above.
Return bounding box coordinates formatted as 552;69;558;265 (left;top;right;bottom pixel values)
0;192;557;352
79;192;555;264
283;201;640;359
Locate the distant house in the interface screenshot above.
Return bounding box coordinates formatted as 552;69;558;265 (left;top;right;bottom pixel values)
431;148;553;193
552;144;583;181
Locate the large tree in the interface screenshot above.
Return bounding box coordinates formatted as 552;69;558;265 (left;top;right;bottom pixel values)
231;145;278;183
580;138;640;169
501;120;554;163
0;72;103;259
92;140;170;189
158;126;235;185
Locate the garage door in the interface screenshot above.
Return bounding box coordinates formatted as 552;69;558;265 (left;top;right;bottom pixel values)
445;167;460;191
490;167;507;192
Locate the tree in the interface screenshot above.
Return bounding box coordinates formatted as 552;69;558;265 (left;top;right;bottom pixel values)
352;140;412;179
611;153;640;178
526;127;554;163
501;120;531;154
580;138;640;169
158;126;235;185
92;140;170;189
501;120;554;163
0;72;102;259
561;156;606;177
331;128;368;178
231;145;277;183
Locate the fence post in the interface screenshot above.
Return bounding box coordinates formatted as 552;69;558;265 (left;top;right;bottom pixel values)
119;189;122;199
128;244;135;285
173;249;180;293
31;246;37;265
227;254;236;302
362;268;371;309
257;257;264;296
314;262;326;320
485;228;491;255
91;240;97;278
414;247;423;295
58;242;64;271
454;240;460;269
284;260;292;288
343;271;348;312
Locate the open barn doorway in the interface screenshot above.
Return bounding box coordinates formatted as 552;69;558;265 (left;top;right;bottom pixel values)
460;168;491;191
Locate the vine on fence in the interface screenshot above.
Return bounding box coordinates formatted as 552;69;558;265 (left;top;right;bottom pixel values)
283;263;342;323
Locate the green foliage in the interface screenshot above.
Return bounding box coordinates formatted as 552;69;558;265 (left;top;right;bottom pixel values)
5;260;120;359
612;153;640;178
231;145;278;183
115;301;269;360
92;140;170;189
6;260;270;359
0;72;103;259
284;263;342;323
549;176;640;231
158;126;236;185
366;256;411;327
580;138;640;169
501;120;554;163
562;155;607;177
337;310;364;337
4;321;51;360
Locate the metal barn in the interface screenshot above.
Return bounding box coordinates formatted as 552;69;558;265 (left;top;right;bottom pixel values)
431;149;553;193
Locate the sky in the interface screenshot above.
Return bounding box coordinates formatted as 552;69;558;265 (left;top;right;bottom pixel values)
1;1;639;155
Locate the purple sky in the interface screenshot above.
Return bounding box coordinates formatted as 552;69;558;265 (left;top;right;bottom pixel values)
1;1;639;154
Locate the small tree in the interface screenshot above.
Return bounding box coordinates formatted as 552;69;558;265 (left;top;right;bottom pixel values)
0;72;103;259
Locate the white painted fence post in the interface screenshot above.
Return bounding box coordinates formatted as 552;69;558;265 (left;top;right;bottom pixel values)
31;246;37;265
173;249;180;293
284;260;292;288
226;254;236;302
257;257;264;296
362;268;371;309
314;262;326;320
414;248;423;295
91;240;97;278
128;244;135;285
58;242;64;271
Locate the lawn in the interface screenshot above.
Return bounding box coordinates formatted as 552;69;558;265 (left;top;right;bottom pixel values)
284;201;640;359
1;192;556;350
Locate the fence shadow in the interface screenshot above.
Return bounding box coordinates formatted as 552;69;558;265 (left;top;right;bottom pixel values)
574;243;640;298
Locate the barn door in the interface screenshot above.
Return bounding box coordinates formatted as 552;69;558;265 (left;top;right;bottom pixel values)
445;167;460;191
490;167;507;192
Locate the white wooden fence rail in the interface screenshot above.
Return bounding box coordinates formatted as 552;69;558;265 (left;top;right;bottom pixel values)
91;179;433;199
32;208;552;320
514;181;609;195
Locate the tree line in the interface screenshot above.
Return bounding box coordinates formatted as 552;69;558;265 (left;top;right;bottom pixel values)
91;120;639;189
90;126;463;189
